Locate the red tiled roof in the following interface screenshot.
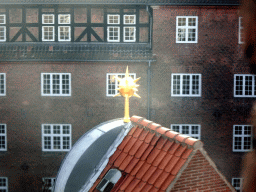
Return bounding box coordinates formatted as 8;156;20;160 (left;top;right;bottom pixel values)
90;116;203;192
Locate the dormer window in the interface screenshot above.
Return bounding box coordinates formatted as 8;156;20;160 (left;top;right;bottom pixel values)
96;169;122;192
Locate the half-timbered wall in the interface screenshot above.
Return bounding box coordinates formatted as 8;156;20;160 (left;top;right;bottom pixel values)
0;5;150;43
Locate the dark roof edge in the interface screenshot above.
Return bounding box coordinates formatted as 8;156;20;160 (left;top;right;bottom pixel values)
0;0;240;6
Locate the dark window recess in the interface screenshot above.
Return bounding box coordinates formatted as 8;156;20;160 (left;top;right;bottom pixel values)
96;169;122;192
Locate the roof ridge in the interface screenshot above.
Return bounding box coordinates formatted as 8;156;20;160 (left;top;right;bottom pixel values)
131;116;203;149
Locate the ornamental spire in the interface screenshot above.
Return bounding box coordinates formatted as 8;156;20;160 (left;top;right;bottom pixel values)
114;66;141;123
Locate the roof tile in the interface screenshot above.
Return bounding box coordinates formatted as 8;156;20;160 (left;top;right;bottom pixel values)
147;123;162;131
128;139;144;156
132;126;144;138
156;127;170;135
130;116;144;123
165;130;179;139
144;132;156;144
123;136;138;153
140;144;154;161
136;162;151;179
148;168;163;184
135;142;150;159
150;135;160;145
149;186;160;192
164;155;180;172
130;160;145;176
125;177;140;192
146;148;161;164
152;150;167;167
156;137;168;149
154;171;170;188
161;174;176;190
158;154;174;170
181;148;193;159
140;119;153;127
124;157;140;173
175;134;189;143
174;145;187;157
142;165;157;181
141;184;153;192
168;142;180;155
171;158;187;175
119;175;134;191
128;126;138;136
138;129;150;141
133;181;147;192
119;154;134;171
118;135;132;151
162;140;175;151
108;149;122;165
114;152;128;167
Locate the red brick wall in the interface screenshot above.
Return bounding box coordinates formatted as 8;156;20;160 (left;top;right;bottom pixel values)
171;150;233;192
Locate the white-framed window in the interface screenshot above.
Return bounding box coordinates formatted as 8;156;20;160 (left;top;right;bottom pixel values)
0;15;5;24
106;73;136;96
232;178;243;192
124;15;136;24
233;125;253;152
58;26;71;41
0;14;6;42
42;14;54;24
0;177;8;192
107;14;136;42
171;74;201;97
124;27;136;42
42;177;56;192
176;16;198;43
41;73;71;96
108;15;120;24
42;14;54;41
58;14;70;24
0;124;7;151
42;124;71;152
0;73;6;96
239;17;244;44
42;26;55;41
171;124;201;139
107;27;120;42
234;74;256;97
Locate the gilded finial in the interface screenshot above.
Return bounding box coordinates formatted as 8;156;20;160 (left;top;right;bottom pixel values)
113;66;141;123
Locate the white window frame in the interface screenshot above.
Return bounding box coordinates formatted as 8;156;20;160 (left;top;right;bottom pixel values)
42;14;55;24
0;124;7;151
58;14;71;24
42;124;72;152
0;177;8;192
233;125;253;152
107;15;120;24
234;74;256;97
106;73;136;97
41;73;71;96
171;73;201;97
42;177;56;192
107;27;120;42
58;26;71;41
42;26;55;41
0;73;6;96
123;27;136;42
232;178;243;192
239;17;244;44
171;124;201;139
123;15;136;24
0;14;6;42
176;16;198;43
0;15;6;24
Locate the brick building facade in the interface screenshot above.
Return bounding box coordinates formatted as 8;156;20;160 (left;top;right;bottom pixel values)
0;0;248;191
